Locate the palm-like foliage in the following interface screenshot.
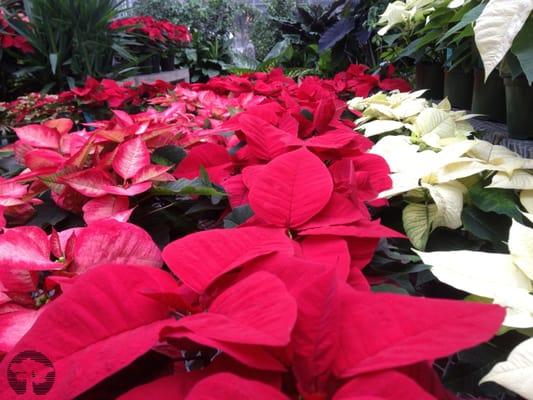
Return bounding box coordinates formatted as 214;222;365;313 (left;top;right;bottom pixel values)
10;0;140;91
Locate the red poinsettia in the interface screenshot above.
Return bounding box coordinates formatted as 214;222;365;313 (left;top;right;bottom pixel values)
0;65;504;400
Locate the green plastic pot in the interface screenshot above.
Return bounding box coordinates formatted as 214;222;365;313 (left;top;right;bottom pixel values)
444;69;473;110
471;69;506;123
504;75;533;139
415;63;444;100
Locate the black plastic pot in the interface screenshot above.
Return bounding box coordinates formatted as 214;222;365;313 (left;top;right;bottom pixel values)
161;52;176;71
151;54;161;73
504;74;533;139
415;63;444;100
444;69;473;110
471;69;506;123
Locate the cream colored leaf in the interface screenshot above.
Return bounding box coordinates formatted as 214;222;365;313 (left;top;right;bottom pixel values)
520;190;533;213
488;170;533;190
380;173;422;198
436;97;452;111
424;182;466;229
469;140;525;174
493;288;533;328
474;0;533;80
416;250;531;299
392;98;427;119
509;219;533;281
448;0;470;8
371;135;430;173
481;337;533;399
359;120;405;137
403;203;437;250
428;159;488;184
414;108;456;138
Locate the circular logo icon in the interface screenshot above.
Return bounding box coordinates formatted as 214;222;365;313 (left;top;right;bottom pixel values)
7;350;55;396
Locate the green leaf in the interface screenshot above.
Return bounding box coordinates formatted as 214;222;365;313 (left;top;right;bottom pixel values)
511;18;533;85
439;3;485;44
461;206;510;244
152;178;226;197
469;183;523;222
318;17;355;52
402;203;438;250
151;145;187;167
223;205;254;228
372;284;409;295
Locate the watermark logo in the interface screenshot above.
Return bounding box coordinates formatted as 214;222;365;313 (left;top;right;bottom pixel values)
7;351;55;396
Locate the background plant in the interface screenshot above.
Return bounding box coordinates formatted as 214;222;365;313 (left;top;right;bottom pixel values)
9;0;140;92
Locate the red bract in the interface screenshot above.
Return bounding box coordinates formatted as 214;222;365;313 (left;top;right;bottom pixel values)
0;65;506;399
248;148;333;228
109;16;191;45
162;227;294;294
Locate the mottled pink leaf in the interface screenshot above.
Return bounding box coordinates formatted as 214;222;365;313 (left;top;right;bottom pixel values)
82;195;131;224
14;125;60;149
103;182;152;196
0;265;179;400
72;220;162;273
112;137;150;180
132;165;173;184
24;149;65;171
62;168;114;198
0;306;41;355
43;118;73;135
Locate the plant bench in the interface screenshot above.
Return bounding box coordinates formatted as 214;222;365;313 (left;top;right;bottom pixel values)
121;68;190;85
471;118;533;159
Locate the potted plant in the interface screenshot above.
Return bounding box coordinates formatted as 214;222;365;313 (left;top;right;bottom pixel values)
438;0;506;122
377;0;446;99
474;0;533;139
437;1;493;112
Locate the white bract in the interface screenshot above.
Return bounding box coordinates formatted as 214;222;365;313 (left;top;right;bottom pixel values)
481;337;533;400
474;0;533;80
417;220;533;329
352;90;533;249
377;0;447;35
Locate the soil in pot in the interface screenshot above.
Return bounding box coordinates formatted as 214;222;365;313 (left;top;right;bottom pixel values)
444;68;473;110
504;74;533;140
415;63;444;100
472;69;506;123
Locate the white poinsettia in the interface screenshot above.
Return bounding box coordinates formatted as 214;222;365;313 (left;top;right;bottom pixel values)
488;170;533;190
377;0;444;35
480;337;533;400
448;0;471;8
474;0;533;80
417;220;533;328
351;90;533;249
350;91;475;149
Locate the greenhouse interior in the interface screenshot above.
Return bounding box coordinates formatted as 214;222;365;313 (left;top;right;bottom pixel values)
1;0;533;399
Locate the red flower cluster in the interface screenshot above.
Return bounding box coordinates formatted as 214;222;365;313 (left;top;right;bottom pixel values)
109;16;192;45
0;67;505;399
0;9;32;53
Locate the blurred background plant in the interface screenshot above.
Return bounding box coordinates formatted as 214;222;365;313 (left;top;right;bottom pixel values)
4;0;140;94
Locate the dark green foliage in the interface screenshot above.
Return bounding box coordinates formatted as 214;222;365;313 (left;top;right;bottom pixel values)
9;0;139;92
